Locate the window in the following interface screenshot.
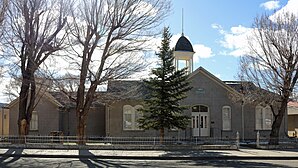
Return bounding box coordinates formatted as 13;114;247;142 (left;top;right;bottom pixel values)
192;105;208;112
30;111;38;131
123;105;143;130
222;106;231;131
255;105;273;130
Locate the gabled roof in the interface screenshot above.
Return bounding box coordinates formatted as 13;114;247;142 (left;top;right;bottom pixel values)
48;91;75;107
188;66;241;96
8;91;63;108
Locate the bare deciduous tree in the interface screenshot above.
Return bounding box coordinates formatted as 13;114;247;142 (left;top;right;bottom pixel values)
240;12;298;145
0;0;8;80
63;0;170;143
0;0;8;28
1;0;68;136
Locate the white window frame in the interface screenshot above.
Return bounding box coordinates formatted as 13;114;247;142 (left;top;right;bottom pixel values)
222;106;231;131
255;105;273;130
30;111;38;131
123;105;143;130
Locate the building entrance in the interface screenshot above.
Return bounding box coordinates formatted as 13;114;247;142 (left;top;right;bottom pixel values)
191;105;210;136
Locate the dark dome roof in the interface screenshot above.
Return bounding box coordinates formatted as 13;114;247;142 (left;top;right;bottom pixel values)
174;35;194;52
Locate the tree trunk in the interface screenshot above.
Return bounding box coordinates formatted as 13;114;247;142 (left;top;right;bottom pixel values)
77;115;86;145
18;66;36;137
18;74;31;143
159;128;165;144
76;82;97;145
269;100;287;145
18;74;30;137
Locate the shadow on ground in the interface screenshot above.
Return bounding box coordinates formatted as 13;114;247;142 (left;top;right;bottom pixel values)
0;148;24;167
79;149;126;168
162;149;293;168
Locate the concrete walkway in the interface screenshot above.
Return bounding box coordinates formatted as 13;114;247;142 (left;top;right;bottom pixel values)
0;148;298;160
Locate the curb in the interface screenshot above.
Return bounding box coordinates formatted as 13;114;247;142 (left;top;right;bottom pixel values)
1;154;298;160
0;144;238;150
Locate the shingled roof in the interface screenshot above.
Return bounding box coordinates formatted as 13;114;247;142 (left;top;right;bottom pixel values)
49;91;75;107
224;81;256;94
107;80;147;100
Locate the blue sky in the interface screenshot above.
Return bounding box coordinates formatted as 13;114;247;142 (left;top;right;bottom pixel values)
1;0;297;103
164;0;294;81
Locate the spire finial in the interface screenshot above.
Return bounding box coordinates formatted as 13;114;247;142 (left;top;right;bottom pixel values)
182;8;184;36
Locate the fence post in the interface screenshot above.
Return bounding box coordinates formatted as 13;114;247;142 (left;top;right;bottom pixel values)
236;131;240;149
153;137;155;145
256;131;260;148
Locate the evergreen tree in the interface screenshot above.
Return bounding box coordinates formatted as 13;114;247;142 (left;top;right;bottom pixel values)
138;27;192;143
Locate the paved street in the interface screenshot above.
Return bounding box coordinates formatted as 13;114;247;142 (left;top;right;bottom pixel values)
1;148;298;158
1;157;298;167
0;148;298;167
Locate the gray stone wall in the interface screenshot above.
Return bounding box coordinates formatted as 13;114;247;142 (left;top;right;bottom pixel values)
60;105;106;136
107;100;186;137
9;96;60;135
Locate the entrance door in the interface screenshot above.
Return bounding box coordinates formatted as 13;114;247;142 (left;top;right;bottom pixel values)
192;105;210;136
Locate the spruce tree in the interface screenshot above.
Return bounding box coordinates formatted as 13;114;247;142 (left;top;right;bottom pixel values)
138;27;192;143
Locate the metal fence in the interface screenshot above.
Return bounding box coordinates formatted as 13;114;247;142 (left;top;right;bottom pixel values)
256;135;298;145
0;135;238;146
0;135;296;147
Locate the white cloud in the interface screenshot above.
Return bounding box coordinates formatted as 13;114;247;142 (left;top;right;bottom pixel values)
193;44;213;61
216;0;298;57
214;24;252;57
260;1;280;10
214;74;221;79
212;23;250;57
131;1;158;17
211;23;225;34
211;23;221;30
271;0;298;18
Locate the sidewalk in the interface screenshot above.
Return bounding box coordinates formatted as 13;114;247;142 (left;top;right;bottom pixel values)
0;148;298;160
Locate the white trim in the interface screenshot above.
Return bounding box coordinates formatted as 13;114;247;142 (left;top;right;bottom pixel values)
30;111;38;131
222;106;232;131
123;105;143;131
255;105;273;130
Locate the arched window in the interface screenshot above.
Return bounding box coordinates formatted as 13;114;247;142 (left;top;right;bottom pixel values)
222;106;231;131
255;105;273;130
192;105;208;112
123;105;133;130
123;105;143;130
